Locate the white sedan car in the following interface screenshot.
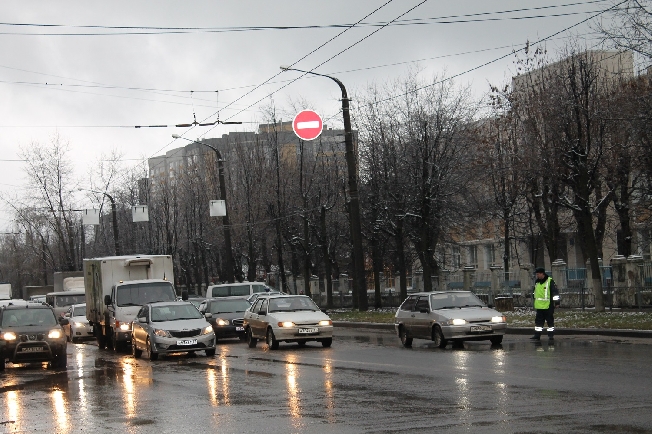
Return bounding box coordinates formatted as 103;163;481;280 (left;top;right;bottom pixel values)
243;295;333;349
62;303;94;343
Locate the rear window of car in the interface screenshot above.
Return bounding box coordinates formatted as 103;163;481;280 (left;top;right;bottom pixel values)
210;299;250;314
252;284;268;293
151;304;202;322
399;297;417;311
2;308;57;327
230;286;250;296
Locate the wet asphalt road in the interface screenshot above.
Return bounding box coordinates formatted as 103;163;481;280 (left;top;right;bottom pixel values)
1;329;652;434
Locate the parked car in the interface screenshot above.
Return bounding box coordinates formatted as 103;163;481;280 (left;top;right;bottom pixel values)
0;303;68;370
243;295;333;349
62;303;93;343
198;297;250;341
131;301;216;360
394;291;506;348
206;282;273;299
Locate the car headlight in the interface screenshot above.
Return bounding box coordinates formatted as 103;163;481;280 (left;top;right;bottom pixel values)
154;329;172;338
48;329;63;339
491;316;506;323
318;320;332;326
216;319;229;326
119;322;132;331
449;319;466;326
2;331;17;341
202;325;214;335
74;321;86;328
278;321;295;328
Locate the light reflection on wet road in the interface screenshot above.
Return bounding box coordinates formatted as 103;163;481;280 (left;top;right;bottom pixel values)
1;329;652;433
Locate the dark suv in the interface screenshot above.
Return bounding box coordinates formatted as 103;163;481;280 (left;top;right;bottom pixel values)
0;303;68;370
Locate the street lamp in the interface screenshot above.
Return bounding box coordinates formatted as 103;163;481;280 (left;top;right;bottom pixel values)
172;134;236;283
279;65;367;310
80;189;121;256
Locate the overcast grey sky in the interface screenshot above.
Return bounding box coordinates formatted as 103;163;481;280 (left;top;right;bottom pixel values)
0;0;621;229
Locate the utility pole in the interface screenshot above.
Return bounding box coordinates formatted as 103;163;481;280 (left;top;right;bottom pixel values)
280;66;367;310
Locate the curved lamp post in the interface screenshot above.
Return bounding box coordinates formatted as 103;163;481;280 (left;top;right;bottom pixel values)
279;66;367;310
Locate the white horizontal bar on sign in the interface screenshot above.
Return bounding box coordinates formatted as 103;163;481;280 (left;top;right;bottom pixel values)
296;121;320;129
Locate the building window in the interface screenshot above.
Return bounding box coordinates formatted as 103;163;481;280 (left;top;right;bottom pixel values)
484;244;495;269
452;246;461;269
468;245;478;268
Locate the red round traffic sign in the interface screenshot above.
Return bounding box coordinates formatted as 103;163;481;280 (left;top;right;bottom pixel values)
292;110;323;141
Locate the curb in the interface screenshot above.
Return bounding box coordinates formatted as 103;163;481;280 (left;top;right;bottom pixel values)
333;321;652;338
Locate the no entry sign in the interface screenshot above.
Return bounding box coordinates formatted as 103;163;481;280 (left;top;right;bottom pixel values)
292;110;323;141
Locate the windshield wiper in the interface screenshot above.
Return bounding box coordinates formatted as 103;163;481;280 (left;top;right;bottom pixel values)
461;304;484;308
437;306;460;309
119;303;140;307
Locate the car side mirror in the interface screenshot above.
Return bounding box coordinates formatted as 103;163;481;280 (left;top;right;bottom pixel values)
104;295;112;306
181;290;189;301
138;317;147;323
59;318;69;326
204;313;212;319
257;310;266;316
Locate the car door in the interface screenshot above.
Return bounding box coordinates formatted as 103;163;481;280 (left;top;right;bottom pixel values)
247;299;264;337
253;298;270;337
133;306;148;349
412;296;432;339
397;296;417;335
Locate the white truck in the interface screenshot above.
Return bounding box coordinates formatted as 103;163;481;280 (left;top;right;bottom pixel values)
84;255;181;351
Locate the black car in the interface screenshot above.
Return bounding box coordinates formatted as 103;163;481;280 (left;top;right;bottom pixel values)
0;303;68;370
197;297;250;341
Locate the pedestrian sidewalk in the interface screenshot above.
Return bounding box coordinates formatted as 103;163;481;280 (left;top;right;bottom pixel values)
333;321;652;338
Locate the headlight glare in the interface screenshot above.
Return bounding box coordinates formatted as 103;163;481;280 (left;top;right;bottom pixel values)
202;325;214;335
491;316;506;323
74;321;86;328
154;329;171;338
278;321;295;328
216;319;229;326
318;320;332;326
450;319;466;326
48;329;63;339
3;332;16;341
119;322;131;331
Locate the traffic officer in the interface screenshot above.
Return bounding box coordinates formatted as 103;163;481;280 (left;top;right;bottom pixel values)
530;267;560;341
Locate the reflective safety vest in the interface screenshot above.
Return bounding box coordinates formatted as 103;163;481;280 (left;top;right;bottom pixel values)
534;277;553;310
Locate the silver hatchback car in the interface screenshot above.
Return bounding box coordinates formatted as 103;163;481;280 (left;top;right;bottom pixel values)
394;291;506;348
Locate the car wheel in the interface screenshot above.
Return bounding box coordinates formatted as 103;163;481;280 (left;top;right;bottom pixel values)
147;338;158;361
490;335;503;345
432;325;448;349
297;341;306;347
105;325;114;350
132;338;142;359
321;338;333;348
266;328;279;350
239;335;247;342
246;328;257;348
205;348;216;357
0;360;5;371
399;326;413;347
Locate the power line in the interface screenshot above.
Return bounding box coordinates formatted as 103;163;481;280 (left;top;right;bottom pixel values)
0;1;609;35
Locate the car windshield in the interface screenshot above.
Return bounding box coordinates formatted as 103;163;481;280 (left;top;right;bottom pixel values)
73;306;86;317
268;296;319;313
116;282;176;307
210;299;250;314
151;304;202;322
2;309;57;327
430;293;485;310
55;294;85;307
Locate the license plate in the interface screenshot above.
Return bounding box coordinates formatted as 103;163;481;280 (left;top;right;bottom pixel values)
176;339;197;346
298;327;318;334
470;325;492;332
235;327;244;331
21;347;44;352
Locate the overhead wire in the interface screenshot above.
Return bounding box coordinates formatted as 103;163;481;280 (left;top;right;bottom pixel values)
0;0;610;35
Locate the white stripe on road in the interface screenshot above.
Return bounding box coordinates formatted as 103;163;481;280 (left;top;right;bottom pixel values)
296;121;320;129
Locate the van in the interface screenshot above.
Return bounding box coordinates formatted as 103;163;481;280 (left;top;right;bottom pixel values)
46;290;86;318
206;282;271;299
